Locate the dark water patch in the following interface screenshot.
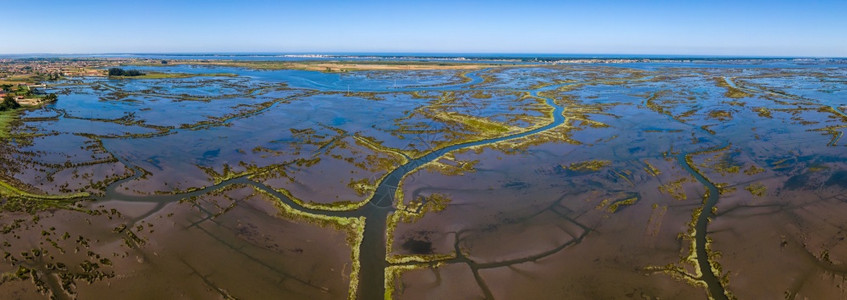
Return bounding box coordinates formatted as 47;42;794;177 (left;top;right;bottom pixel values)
627;146;644;154
202;149;220;160
784;173;811;190
695;137;712;144
533;164;573;176
402;239;434;254
330;117;348;126
825;171;847;188
502;181;530;190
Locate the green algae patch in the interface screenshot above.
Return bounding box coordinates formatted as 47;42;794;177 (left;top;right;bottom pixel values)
807;164;829;172
745;183;766;197
470;90;492;99
715;77;753;99
347;178;375;197
658;177;690;201
594;192;640;213
712;160;741;176
428;109;513;135
743;164;765;175
607;196;639;213
753;107;772;118
643;160;662;176
399;193;452;222
198;163;249;185
715;183;736;195
565;160;611;172
695;145;742;176
353;135;411;165
725;88;753;99
707;110;733;121
644;91;671;115
463;117;511;134
423;157;479;177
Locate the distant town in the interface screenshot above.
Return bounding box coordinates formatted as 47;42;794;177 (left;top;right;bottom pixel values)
0;58;154;108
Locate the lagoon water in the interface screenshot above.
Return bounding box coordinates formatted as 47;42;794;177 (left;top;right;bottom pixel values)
1;56;846;299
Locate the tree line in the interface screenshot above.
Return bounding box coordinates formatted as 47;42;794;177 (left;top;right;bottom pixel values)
0;94;21;111
108;68;145;76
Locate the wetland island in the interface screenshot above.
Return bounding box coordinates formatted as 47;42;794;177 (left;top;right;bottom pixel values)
0;55;846;299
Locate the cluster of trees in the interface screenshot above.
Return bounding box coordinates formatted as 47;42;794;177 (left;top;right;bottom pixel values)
1;84;34;96
21;87;34;97
0;94;21;111
43;72;63;81
44;94;58;102
108;68;145;76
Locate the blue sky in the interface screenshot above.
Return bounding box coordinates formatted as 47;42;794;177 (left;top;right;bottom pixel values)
1;0;845;56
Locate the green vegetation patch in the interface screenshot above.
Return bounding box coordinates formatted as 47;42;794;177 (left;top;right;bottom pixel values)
463;117;511;133
745;183;766;197
0;110;20;138
643;160;662;176
707;110;733;121
714;77;753;99
659;177;690;201
0;178;89;213
743;164;765;175
607;196;639;213
565;160;611;172
753;107;772;118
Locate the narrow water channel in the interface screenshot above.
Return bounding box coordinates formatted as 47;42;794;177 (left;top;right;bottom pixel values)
98;72;575;299
677;150;729;300
354;85;567;299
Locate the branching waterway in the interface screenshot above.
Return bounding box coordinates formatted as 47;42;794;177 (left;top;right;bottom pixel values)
2;59;847;299
97;69;575;299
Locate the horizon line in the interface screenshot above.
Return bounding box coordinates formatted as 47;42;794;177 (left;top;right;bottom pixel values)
1;51;846;59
